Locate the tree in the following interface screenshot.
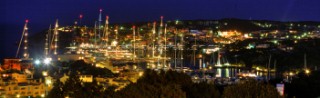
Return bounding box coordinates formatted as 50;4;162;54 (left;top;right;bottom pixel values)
112;69;188;98
286;71;320;98
47;79;64;98
82;79;104;97
183;82;220;98
62;74;84;98
223;79;281;98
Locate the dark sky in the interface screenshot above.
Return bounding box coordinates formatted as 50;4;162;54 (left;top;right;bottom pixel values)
1;0;320;59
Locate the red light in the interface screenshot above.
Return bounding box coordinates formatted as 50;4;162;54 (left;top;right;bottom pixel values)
106;16;109;19
161;16;164;19
79;14;83;19
100;9;103;12
153;21;156;24
133;25;136;28
25;19;29;23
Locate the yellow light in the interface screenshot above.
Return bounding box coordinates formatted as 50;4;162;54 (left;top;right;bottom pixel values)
305;69;310;74
198;54;202;58
133;65;137;69
139;72;144;77
42;71;48;76
46;79;52;85
289;72;294;76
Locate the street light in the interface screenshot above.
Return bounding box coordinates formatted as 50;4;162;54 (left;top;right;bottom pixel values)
43;58;51;65
305;69;310;74
34;59;41;65
289;72;294;76
16;94;20;98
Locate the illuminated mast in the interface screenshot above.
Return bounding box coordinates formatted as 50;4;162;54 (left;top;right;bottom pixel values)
158;16;164;56
44;25;51;57
115;26;119;41
152;22;156;58
159;16;163;36
79;14;83;26
16;20;29;58
98;9;103;39
104;16;109;45
53;19;59;55
174;29;177;69
94;21;97;46
164;24;167;68
180;30;184;69
23;20;29;58
132;25;136;61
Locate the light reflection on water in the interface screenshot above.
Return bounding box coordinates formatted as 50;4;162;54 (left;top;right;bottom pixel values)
144;60;275;78
215;68;240;78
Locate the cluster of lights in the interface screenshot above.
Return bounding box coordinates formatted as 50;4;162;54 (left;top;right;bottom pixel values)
239;73;257;77
34;58;52;65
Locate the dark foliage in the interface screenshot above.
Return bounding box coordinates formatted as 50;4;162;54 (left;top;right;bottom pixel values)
223;79;281;98
286;70;320;98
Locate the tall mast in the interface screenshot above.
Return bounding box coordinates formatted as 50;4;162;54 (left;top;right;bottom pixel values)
45;34;48;57
53;19;59;55
180;31;184;69
152;22;156;58
16;20;29;58
45;25;51;57
23;20;29;59
94;21;97;47
164;24;167;68
98;9;102;39
158;16;163;40
174;29;177;69
79;14;83;26
104;16;109;45
193;34;197;67
115;26;118;41
158;16;164;57
132;25;136;61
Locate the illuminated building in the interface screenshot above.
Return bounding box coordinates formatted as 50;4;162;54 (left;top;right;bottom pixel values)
0;73;49;97
2;58;32;71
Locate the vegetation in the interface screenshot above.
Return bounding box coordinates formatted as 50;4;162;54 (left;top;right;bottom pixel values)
286;70;320;98
48;67;282;98
223;79;281;98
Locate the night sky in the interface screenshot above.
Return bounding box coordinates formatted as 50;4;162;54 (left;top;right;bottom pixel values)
1;0;320;60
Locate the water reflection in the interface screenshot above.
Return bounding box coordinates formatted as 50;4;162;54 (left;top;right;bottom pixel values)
215;68;240;78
